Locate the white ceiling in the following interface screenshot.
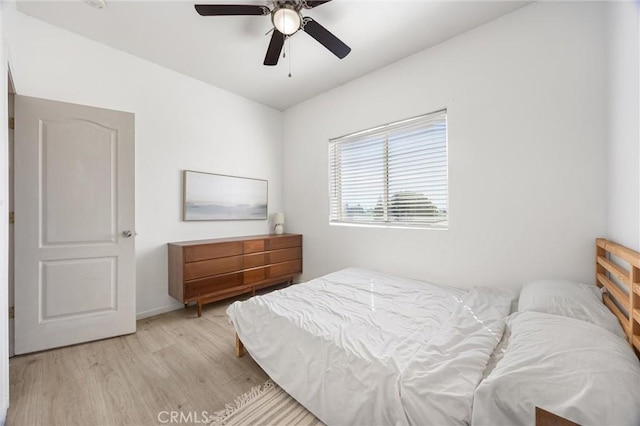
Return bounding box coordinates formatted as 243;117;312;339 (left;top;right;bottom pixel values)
16;0;529;110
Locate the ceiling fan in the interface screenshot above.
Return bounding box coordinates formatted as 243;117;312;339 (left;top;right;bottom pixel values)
194;0;351;66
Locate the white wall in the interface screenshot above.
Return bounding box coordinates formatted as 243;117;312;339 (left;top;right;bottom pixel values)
0;3;10;423
283;2;609;290
5;6;284;318
606;2;640;251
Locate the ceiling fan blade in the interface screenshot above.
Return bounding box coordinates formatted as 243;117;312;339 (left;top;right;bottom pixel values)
194;4;270;16
303;0;332;8
302;18;351;59
264;29;286;66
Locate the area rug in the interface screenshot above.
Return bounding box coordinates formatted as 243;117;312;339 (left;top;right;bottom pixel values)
208;380;325;426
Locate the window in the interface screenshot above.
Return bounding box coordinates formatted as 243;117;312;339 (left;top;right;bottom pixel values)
329;110;448;229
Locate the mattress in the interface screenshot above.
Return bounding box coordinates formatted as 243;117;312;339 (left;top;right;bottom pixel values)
227;268;513;425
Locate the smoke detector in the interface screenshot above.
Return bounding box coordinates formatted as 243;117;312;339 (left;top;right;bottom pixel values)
85;0;106;9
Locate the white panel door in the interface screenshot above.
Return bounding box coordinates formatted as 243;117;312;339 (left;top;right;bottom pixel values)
14;95;135;354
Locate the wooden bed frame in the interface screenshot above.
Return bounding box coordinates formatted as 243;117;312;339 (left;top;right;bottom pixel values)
596;238;640;354
235;333;245;357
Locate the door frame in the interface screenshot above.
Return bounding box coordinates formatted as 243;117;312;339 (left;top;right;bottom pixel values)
7;69;14;357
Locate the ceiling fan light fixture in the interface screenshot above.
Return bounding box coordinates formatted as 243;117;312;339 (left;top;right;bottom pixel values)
194;1;351;66
272;7;301;35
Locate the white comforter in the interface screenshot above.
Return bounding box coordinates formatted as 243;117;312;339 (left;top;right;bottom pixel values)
227;268;513;425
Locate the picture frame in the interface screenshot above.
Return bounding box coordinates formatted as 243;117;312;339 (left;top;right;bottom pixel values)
183;170;268;221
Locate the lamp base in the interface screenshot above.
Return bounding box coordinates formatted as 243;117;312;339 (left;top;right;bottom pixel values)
274;224;284;235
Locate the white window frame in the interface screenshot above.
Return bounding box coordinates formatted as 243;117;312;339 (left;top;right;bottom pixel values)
328;110;448;230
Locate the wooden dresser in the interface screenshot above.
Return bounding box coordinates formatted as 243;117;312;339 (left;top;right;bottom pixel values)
168;234;302;316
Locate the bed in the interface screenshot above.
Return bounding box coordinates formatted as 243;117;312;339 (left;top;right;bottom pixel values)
227;239;640;425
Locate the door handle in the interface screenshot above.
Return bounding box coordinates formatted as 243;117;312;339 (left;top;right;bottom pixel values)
121;230;133;238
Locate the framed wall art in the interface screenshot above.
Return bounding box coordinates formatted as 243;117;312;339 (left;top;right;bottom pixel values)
183;170;268;221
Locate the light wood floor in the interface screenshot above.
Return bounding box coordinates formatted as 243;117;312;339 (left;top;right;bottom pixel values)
7;299;269;426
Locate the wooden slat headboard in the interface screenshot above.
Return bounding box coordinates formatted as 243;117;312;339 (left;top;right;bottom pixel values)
595;238;640;353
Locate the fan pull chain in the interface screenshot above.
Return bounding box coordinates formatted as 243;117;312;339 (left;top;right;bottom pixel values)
288;36;292;78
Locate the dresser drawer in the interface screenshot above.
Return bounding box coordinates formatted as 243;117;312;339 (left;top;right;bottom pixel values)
184;255;243;281
244;267;266;284
184;242;243;263
269;259;302;277
243;253;266;268
266;235;302;250
267;247;302;264
244;239;265;254
185;272;243;299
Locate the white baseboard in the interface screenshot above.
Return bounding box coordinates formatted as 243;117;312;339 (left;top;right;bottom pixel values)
0;397;7;426
8;318;13;358
136;302;183;320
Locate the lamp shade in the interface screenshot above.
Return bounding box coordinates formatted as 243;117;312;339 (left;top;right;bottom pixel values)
272;7;301;35
274;212;285;224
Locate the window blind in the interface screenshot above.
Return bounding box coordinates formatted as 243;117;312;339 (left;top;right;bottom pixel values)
329;110;448;229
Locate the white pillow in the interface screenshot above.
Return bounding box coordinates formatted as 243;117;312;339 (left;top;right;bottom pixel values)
472;311;640;426
517;279;625;338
